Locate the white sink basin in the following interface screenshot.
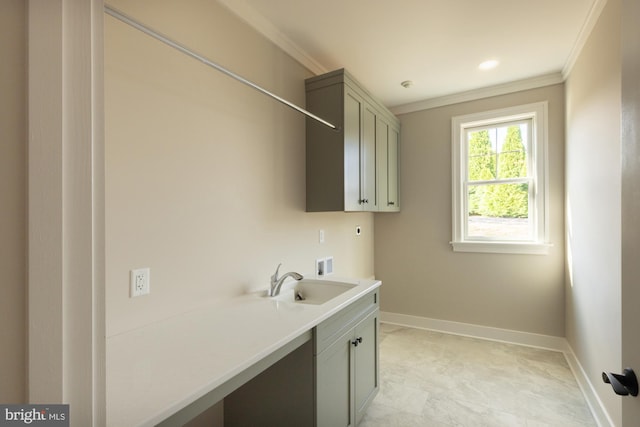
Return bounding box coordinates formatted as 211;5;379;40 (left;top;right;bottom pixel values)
275;279;357;305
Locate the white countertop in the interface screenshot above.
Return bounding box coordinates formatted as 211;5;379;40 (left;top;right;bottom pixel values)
106;277;381;427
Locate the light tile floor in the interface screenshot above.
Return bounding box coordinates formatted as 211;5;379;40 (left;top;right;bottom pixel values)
360;323;597;427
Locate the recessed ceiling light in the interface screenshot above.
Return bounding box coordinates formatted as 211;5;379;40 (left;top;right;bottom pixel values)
479;59;499;70
401;80;413;88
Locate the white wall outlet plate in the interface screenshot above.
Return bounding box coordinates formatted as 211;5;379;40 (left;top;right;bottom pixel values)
325;256;334;275
319;229;325;243
130;268;150;297
355;225;362;236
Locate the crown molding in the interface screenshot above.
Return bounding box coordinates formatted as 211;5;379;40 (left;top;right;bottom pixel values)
217;0;327;75
562;0;608;79
390;72;564;115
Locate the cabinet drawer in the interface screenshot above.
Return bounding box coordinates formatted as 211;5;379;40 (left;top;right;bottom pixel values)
314;290;378;355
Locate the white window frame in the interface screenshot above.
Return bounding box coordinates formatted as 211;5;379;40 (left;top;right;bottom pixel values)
451;102;551;255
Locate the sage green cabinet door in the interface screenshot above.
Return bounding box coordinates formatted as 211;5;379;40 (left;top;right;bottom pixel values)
344;89;363;212
376;117;400;212
354;311;379;425
362;104;378;211
316;331;354;427
376;117;390;211
344;88;378;212
387;127;400;211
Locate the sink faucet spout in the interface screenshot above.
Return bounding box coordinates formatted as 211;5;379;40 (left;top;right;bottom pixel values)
269;263;303;297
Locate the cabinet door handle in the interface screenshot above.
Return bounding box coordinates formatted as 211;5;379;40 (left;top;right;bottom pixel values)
351;337;363;347
388;201;395;206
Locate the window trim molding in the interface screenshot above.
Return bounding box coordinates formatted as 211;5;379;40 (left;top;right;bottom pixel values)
451;102;550;255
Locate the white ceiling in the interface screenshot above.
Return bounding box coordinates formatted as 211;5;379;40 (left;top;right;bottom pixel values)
219;0;602;110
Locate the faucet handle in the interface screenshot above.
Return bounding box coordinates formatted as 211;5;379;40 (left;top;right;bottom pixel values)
271;263;282;282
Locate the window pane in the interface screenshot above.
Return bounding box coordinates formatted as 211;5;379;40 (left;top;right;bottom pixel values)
467;129;496;181
467;183;529;240
467;123;529;182
496;124;527;179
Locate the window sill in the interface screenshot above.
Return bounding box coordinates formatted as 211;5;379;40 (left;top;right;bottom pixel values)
450;241;552;255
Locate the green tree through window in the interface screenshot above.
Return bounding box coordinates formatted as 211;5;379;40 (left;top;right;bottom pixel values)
498;126;527;179
468;130;495;181
468;129;495;215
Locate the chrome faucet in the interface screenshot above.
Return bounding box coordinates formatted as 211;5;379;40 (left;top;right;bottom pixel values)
269;263;303;297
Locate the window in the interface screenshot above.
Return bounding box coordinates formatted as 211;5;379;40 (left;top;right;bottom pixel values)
451;102;550;254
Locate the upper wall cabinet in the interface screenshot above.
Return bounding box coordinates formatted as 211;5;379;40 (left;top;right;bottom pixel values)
305;69;400;212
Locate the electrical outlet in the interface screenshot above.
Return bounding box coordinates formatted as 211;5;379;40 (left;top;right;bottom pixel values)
319;229;325;243
130;268;150;297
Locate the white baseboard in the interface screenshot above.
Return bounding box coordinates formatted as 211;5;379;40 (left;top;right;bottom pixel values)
380;311;568;351
563;347;616;427
380;311;614;427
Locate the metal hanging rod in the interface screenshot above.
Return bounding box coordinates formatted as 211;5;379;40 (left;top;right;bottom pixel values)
104;5;338;130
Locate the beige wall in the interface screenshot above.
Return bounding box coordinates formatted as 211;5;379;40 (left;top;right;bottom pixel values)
565;0;622;424
375;84;566;336
0;0;26;403
104;0;374;336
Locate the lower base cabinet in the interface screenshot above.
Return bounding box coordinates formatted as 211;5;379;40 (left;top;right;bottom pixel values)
315;291;379;427
223;289;380;427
